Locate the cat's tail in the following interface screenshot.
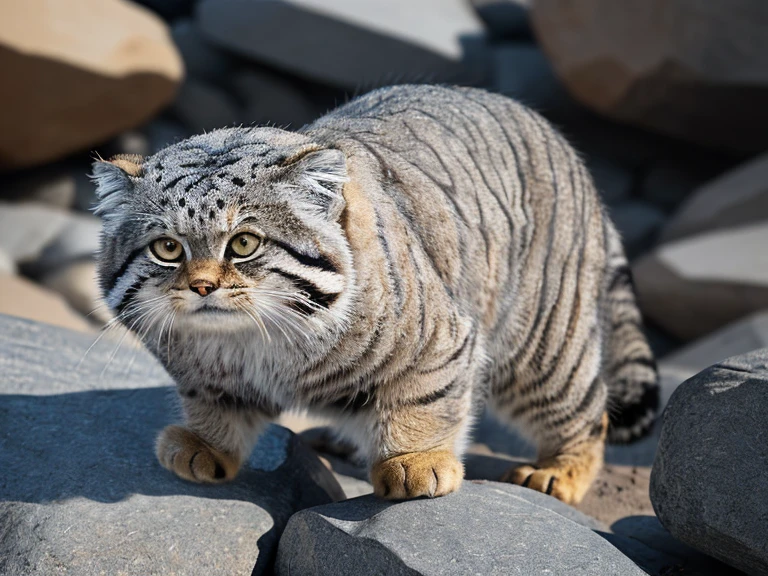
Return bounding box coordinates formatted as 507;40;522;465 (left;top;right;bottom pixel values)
602;222;660;444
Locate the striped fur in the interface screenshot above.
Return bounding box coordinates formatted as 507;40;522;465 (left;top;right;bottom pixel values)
94;85;658;504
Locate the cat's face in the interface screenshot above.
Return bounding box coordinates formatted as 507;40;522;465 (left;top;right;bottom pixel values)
92;127;353;353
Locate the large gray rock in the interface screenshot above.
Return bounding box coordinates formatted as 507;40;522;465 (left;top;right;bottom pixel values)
633;222;768;340
531;0;768;153
0;315;343;575
196;0;488;90
662;152;768;243
651;350;768;575
277;481;646;575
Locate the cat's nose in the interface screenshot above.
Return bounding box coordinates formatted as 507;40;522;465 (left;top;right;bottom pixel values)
189;279;218;297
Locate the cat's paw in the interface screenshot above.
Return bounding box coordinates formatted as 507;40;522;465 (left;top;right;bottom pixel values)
371;450;463;499
501;455;599;505
155;425;240;483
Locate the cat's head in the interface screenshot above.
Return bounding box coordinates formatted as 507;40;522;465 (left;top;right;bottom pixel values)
92;127;354;352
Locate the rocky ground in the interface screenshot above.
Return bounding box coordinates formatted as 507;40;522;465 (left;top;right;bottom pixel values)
1;0;767;574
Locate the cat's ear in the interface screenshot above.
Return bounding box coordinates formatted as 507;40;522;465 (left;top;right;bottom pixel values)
287;148;347;221
90;154;144;218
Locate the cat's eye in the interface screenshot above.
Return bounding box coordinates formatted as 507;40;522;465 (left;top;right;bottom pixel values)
150;237;184;263
229;233;261;259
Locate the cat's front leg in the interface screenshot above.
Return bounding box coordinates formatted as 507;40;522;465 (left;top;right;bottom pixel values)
156;387;275;483
369;374;474;500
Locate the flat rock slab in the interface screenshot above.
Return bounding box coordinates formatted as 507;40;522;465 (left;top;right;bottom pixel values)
277;481;647;575
651;349;768;575
0;315;343;575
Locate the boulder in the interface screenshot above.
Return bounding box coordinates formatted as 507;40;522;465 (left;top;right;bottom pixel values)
662;152;768;242
196;0;489;90
531;0;768;153
0;275;92;332
0;0;183;170
470;0;531;40
0;314;344;575
633;223;768;340
651;349;768;575
658;311;768;387
276;481;647;575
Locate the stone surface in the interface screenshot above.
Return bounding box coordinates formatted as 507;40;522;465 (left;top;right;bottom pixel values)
651;349;768;575
662;152;768;243
471;0;531;40
658;311;768;387
0;0;182;170
0;315;344;575
609;200;665;259
633;222;768;340
0;274;92;332
277;481;647;575
531;0;768;152
39;260;108;324
171;79;242;133
197;0;488;90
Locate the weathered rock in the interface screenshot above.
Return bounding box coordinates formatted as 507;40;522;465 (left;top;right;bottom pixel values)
196;0;488;90
662;152;768;243
651;350;768;575
531;0;768;152
0;275;92;332
231;68;318;129
0;0;182;170
0;315;343;576
633;223;768;340
605;515;745;576
171;79;242;133
277;481;646;575
658;311;768;388
609;200;665;258
39;260;108;324
471;0;531;40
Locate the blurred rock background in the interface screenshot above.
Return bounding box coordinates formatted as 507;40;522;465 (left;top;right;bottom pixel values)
2;1;768;573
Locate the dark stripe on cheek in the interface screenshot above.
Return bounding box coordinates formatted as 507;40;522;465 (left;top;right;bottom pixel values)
116;275;149;314
405;376;460;407
107;247;146;292
267;267;339;312
273;240;338;274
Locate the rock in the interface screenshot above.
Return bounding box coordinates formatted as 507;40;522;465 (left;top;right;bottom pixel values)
0;275;92;332
40;260;108;324
605;515;744;576
196;0;489;90
0;164;77;209
277;481;647;575
0;314;344;575
0;0;182;170
662;152;768;243
171;18;236;83
651;349;768;575
171;79;242;133
633;223;768;340
531;0;768;153
658;311;768;388
231;68;318;129
609;200;665;259
470;0;531;40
